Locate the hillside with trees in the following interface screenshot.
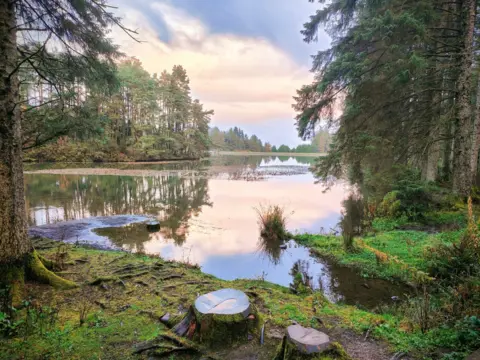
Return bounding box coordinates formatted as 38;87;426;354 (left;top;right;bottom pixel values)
24;58;213;162
209;126;271;152
211;126;331;153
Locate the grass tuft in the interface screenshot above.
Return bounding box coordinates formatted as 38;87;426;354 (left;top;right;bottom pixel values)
255;204;289;242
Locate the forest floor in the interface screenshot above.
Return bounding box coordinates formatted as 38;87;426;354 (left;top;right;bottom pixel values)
0;238;431;360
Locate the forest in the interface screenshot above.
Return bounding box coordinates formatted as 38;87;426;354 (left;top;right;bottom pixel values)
23;57;213;162
2;0;480;360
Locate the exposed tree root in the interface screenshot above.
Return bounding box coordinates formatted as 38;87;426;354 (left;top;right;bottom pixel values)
37;254;56;270
107;254;128;265
133;332;220;359
159;274;183;281
26;251;78;290
119;270;149;279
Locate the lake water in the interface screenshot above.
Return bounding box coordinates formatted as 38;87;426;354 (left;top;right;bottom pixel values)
25;155;409;309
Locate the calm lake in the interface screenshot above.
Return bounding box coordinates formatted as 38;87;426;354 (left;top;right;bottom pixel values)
25;155;408;309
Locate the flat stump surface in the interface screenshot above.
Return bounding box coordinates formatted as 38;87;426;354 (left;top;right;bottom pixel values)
195;288;251;317
287;325;330;354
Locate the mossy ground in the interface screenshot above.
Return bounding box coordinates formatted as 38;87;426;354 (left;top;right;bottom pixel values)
293;227;463;283
0;237;459;359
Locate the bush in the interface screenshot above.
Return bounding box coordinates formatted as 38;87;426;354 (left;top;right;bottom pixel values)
371;215;408;232
255;204;288;242
426;199;480;283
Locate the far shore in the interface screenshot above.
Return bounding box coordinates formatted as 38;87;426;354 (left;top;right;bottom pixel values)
213;150;325;157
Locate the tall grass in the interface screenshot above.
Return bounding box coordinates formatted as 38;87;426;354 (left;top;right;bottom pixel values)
255;204;288;242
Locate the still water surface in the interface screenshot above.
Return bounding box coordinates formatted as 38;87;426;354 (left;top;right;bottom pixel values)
25;155;408;308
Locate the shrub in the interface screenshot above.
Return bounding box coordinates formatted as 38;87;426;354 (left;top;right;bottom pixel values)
255;204;288;242
426;198;480;283
372;215;408;232
340;193;364;251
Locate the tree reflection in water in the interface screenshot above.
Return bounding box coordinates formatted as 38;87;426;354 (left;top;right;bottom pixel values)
24;173;212;250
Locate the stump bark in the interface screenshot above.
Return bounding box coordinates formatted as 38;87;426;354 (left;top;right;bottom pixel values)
173;288;260;348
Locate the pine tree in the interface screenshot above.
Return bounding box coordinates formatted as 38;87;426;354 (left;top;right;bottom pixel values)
294;0;479;196
0;0;135;302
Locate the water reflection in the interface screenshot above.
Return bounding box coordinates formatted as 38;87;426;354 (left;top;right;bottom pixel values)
25;156;412;309
25;173;212;246
25;157;344;277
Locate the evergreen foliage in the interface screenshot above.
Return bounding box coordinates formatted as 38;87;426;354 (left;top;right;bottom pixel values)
294;0;480;196
23;58;213;161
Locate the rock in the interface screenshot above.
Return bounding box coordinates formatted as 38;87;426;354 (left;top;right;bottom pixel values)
391;296;400;301
160;312;170;323
286;325;330;354
280;244;288;250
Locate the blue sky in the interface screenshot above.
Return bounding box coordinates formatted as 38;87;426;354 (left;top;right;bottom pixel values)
115;0;330;146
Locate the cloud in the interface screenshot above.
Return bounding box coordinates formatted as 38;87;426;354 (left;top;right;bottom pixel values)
112;1;312;126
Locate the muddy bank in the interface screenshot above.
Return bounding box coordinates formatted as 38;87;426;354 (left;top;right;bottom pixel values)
28;215;149;249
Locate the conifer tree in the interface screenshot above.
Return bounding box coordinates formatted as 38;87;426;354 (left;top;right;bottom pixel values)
0;0;135;301
294;0;479;196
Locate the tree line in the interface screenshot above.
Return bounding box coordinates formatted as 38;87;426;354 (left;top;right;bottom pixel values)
209;126;270;152
294;0;480;197
210;126;331;153
23;57;213;162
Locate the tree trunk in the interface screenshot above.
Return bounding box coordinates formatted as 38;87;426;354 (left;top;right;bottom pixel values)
0;1;31;265
452;0;476;196
0;1;77;304
470;78;480;182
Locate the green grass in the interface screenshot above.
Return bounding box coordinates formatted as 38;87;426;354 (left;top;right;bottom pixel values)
294;229;463;282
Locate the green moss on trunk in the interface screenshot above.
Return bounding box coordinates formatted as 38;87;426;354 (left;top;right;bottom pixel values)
26;251;77;289
0;263;25;307
191;305;261;348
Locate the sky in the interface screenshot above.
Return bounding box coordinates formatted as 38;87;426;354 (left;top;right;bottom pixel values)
113;0;331;147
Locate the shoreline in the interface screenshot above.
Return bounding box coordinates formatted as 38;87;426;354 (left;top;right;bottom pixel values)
1;236;429;360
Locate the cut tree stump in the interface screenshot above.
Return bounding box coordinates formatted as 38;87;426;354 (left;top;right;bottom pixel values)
172;288;260;348
274;325;350;360
146;220;160;232
287;325;330;354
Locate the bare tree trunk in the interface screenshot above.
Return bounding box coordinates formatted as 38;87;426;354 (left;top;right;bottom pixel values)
452;0;476;196
0;1;31;266
470;78;480;181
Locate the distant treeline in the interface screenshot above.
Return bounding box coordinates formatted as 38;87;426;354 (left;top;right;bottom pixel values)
209;126;331;153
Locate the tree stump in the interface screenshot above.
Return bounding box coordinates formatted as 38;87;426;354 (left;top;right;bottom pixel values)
173;288;260;348
146;220;160;232
274;325;350;359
